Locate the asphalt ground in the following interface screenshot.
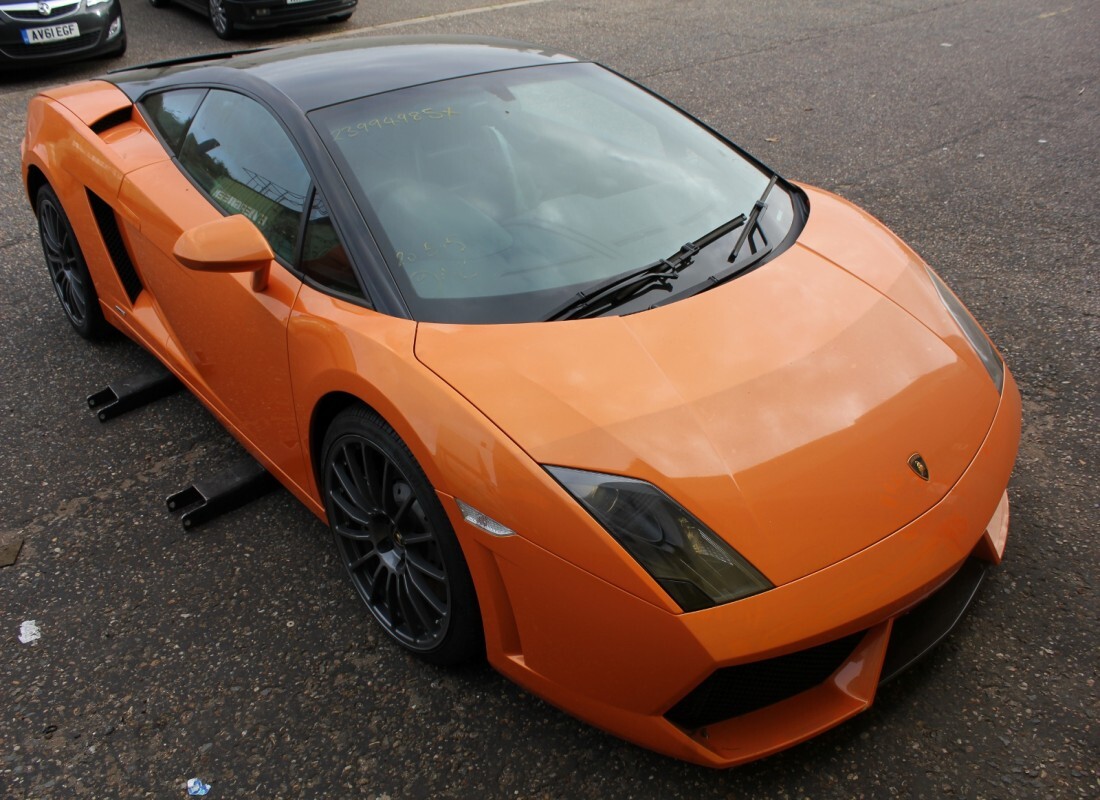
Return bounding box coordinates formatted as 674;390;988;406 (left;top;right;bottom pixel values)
0;1;1096;797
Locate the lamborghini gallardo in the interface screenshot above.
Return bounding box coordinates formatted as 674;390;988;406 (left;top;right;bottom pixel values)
21;36;1021;767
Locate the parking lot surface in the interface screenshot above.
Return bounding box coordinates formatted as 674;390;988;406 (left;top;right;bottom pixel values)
1;1;1096;797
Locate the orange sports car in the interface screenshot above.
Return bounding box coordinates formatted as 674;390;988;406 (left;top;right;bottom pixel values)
21;36;1021;767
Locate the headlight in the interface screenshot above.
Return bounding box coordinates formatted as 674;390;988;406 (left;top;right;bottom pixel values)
926;266;1004;393
546;466;772;612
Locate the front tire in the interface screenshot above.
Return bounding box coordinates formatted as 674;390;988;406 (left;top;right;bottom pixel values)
35;185;109;340
322;407;483;665
208;0;235;39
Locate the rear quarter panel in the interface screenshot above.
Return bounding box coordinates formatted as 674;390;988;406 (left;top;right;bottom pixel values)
23;81;170;319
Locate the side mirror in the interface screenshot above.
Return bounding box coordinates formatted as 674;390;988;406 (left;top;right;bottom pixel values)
173;214;275;291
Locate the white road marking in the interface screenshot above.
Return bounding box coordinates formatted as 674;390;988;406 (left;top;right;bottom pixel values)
293;0;557;44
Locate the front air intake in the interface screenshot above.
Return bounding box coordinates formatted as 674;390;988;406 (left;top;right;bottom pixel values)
665;632;865;729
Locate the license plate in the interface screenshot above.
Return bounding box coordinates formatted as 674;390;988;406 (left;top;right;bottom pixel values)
21;22;79;45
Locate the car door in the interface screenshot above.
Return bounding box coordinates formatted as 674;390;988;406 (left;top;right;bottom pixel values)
119;88;311;486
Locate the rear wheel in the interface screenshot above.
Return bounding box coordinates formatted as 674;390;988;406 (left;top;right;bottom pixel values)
35;185;109;340
208;0;235;39
322;407;483;665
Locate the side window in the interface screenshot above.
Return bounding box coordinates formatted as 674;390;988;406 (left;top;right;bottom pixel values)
141;88;207;154
177;90;309;263
301;191;363;298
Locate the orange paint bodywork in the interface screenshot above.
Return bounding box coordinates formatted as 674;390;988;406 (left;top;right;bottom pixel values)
22;80;1022;767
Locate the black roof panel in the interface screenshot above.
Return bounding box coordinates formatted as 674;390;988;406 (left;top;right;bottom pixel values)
108;35;579;110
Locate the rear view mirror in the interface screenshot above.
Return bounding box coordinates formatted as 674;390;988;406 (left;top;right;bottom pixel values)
173;214;274;291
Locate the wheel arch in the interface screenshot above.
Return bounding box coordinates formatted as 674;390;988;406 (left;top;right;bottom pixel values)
25;164;48;211
306;385;453;503
309;390;372;497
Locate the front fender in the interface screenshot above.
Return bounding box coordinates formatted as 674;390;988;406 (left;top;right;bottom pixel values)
287;283;674;615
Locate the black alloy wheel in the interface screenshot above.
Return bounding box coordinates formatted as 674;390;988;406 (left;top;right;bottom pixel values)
208;0;235;39
36;185;108;340
322;407;482;665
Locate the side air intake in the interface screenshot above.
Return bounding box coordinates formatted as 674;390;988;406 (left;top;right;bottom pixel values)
90;107;132;135
86;190;143;303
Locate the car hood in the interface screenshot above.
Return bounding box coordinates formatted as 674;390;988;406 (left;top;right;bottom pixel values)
415;233;1000;586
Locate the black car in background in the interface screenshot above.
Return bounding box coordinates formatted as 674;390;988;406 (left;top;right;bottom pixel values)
0;0;124;67
148;0;356;40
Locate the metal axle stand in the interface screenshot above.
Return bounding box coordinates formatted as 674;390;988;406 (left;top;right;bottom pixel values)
87;365;182;422
166;457;277;530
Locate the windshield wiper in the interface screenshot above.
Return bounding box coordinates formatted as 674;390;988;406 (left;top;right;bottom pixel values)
675;175;782;300
545;213;748;321
726;174;778;264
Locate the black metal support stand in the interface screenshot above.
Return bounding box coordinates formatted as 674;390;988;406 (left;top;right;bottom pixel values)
166;457;277;530
87;366;182;422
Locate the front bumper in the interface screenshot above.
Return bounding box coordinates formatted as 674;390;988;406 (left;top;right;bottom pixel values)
223;0;355;30
450;369;1021;767
0;3;123;65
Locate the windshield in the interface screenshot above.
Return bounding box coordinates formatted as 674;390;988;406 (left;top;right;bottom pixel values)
312;61;795;323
